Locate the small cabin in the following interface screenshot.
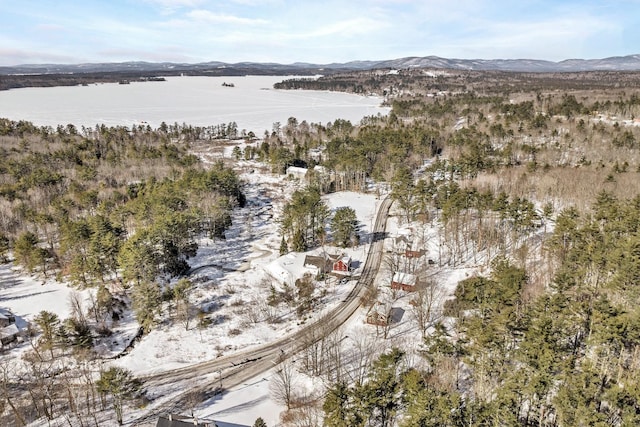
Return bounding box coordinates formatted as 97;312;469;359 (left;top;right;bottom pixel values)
0;324;19;347
366;302;391;326
0;308;15;328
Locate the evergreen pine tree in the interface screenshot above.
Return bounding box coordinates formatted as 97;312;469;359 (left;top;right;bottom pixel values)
132;281;162;333
0;232;9;262
279;236;288;255
96;367;142;425
253;417;267;427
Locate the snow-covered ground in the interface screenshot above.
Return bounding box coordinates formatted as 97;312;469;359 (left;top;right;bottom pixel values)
591;113;640;127
0;149;506;426
0;264;88;324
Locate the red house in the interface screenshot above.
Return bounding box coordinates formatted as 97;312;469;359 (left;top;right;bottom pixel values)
332;255;351;274
391;272;417;292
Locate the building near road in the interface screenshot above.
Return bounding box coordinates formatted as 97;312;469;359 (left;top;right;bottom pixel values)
365;301;391;326
332;254;351;275
303;254;334;274
390;272;417;292
394;230;427;259
302;252;353;277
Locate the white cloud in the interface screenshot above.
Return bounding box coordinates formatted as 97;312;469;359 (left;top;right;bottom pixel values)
145;0;205;7
208;15;388;47
0;47;78;65
485;17;617;59
185;9;269;26
458;15;620;60
228;0;283;5
143;0;207;16
301;17;389;38
34;24;67;32
98;47;196;63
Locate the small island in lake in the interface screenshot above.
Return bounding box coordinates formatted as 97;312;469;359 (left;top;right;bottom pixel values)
221;82;235;87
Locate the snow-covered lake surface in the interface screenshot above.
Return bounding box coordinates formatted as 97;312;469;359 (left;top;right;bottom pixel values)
0;75;389;134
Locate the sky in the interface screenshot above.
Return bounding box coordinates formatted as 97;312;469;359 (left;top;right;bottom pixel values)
0;0;638;66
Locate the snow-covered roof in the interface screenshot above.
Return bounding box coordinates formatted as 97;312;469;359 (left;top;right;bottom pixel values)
368;300;391;317
0;324;19;339
264;256;296;286
303;254;334;272
392;272;416;286
335;255;351;265
285;166;308;179
313;165;328;174
264;252;313;286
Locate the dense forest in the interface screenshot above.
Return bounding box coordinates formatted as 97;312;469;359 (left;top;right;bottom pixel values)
0;120;245;326
2;67;640;425
269;69;640;425
0;120;250;424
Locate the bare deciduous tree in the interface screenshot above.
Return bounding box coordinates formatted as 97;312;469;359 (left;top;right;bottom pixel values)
410;279;444;339
279;396;323;427
270;355;298;411
300;328;322;377
345;329;379;385
68;291;87;325
321;327;345;384
0;361;27;426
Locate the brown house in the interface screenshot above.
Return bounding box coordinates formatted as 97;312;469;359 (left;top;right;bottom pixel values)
303;255;334;273
366;302;391;326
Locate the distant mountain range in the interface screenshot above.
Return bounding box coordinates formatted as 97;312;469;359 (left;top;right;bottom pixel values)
2;54;640;75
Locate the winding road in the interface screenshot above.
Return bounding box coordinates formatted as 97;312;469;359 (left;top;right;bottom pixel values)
133;195;393;425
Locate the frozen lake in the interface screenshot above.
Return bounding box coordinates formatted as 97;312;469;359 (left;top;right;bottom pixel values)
0;75;389;134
